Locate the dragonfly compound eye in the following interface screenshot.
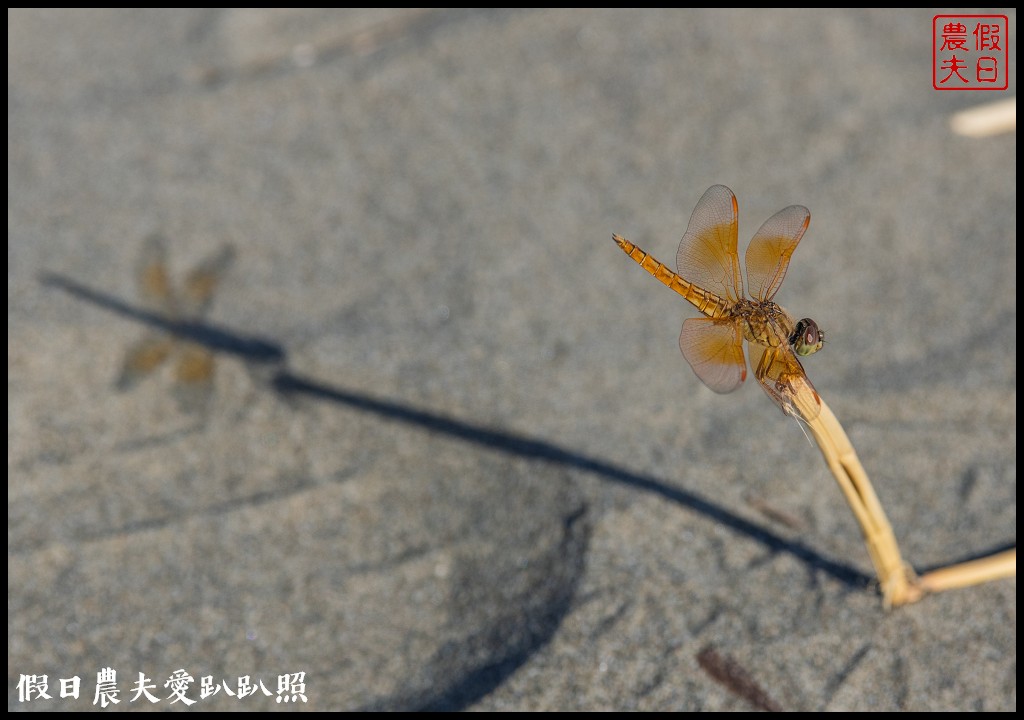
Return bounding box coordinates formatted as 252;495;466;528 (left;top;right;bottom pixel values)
792;318;824;356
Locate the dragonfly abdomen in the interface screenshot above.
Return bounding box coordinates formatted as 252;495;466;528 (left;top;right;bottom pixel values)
613;235;729;318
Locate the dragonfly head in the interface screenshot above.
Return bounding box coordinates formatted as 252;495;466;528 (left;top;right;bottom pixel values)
791;318;824;356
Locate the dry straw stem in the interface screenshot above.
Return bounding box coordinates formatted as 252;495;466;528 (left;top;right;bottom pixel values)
790;376;1016;607
949;97;1016;137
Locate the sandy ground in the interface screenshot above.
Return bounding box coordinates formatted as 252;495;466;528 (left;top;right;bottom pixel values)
8;9;1016;711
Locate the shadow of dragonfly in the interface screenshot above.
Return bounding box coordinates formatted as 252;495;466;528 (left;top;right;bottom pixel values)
39;234;284;412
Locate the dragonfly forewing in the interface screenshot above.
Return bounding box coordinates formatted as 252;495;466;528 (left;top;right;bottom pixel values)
744;204;810;303
116;333;175;391
676;184;743;303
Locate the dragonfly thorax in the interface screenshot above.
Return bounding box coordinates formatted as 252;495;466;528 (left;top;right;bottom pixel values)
729;298;797;350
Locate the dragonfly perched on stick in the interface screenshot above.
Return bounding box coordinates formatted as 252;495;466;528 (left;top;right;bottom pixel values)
618;187;1013;606
614;185;825;420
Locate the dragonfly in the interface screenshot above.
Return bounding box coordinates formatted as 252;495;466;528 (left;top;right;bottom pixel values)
116;234;236;413
613;184;825;420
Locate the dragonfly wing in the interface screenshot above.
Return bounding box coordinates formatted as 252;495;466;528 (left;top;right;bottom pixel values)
116;333;175;390
180;245;236;319
750;344;820;420
745;204;810;302
679;317;746;394
676;185;743;302
173;342;216;414
136;233;175;315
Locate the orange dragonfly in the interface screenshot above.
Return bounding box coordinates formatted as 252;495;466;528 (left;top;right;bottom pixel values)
613;185;825;420
116;234;235;413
